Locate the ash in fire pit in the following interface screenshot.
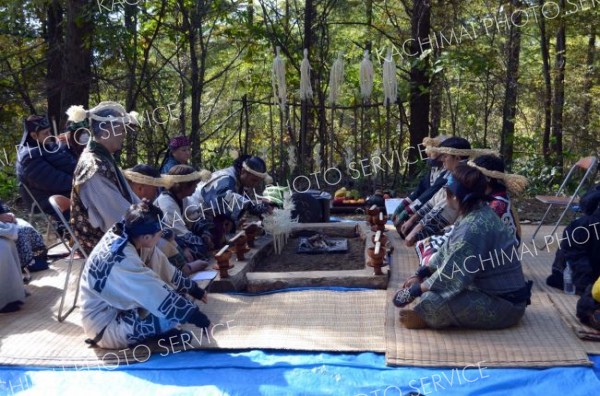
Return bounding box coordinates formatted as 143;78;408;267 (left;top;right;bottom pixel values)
297;233;348;254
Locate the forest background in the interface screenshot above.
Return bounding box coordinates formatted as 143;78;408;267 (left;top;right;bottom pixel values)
0;0;598;201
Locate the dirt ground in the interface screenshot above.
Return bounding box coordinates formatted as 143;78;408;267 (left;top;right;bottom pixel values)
254;235;366;272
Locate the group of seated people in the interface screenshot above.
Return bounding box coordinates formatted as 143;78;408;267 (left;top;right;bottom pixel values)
391;136;533;330
1;115;89;312
4;102;600;347
1;101;273;349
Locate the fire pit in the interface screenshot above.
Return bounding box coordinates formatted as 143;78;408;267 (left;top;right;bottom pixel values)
202;222;390;293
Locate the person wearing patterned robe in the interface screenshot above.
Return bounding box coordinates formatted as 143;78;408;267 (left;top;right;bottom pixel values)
393;164;532;330
0;199;47;271
79;200;211;349
68;102;140;254
402;139;500;245
414;155;526;268
191;155;272;247
392;136;448;231
155;165;214;261
0;222;26;312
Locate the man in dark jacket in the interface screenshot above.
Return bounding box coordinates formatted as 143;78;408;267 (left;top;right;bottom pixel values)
16;115;77;214
547;189;600;294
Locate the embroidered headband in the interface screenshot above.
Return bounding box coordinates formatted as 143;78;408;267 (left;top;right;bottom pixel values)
169;135;190;150
125;220;163;238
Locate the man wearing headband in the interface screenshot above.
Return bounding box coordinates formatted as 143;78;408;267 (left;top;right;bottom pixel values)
160;135;191;174
192;154;272;247
393;164;532;330
155;165;214;262
67;102;141;254
79;200;211;349
392;136;449;230
16;114;77;215
402;137;498;246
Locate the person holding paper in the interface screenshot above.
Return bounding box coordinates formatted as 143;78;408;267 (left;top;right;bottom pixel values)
80;199;211;349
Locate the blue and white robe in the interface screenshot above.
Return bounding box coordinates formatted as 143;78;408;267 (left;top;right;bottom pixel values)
79;225;207;349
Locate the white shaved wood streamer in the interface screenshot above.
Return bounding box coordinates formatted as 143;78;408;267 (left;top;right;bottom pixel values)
299;49;313;100
313;143;322;170
359;50;374;99
372;148;381;174
328;52;344;105
272;46;287;113
383;48;397;105
262;192;297;254
287;145;297;174
343;146;353;169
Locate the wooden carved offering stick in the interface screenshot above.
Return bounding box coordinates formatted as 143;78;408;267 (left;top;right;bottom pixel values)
379;212;383;221
374;241;381;255
244;223;259;248
233;234;249;261
229;231;245;243
374;230;381;242
214;244;234;277
216;244;230;256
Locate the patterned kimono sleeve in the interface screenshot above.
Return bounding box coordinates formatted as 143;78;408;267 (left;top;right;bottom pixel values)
93;246;198;324
143;247;199;295
423;239;479;300
418;201;459;239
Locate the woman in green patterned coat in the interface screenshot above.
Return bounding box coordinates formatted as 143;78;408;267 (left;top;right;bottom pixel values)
393;164;532;329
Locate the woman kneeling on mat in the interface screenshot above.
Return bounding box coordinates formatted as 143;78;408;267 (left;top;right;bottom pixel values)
80;199;211;349
393;164;532;329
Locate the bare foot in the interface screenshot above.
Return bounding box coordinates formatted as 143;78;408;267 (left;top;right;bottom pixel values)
399;309;428;329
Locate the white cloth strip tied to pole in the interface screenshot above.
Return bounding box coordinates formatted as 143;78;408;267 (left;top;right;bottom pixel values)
328;52;344;105
359;50;374;100
383;48;397;105
299;49;313;101
272;46;287;114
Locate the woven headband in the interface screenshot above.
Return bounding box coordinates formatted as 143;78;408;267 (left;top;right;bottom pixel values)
123;170;169;188
466;161;529;195
242;161;269;179
426;146;499;158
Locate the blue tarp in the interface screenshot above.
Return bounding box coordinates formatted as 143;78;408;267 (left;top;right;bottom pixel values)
1;351;598;395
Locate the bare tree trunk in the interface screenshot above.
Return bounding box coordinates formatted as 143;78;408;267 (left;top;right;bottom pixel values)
430;49;442;138
46;0;63;130
581;25;595;145
124;2;138;166
551;0;566;171
539;0;552;161
408;0;431;174
61;0;94;124
500;1;522;170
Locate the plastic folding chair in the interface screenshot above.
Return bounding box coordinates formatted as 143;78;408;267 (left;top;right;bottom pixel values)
531;156;598;249
49;195;89;322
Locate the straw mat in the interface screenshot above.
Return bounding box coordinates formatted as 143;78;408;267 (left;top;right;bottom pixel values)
384;225;591;367
0;259;386;368
518;235;600;353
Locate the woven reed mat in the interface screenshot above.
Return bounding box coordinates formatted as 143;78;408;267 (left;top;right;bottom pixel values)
384;225;591;367
518;226;600;353
0;259;385;368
